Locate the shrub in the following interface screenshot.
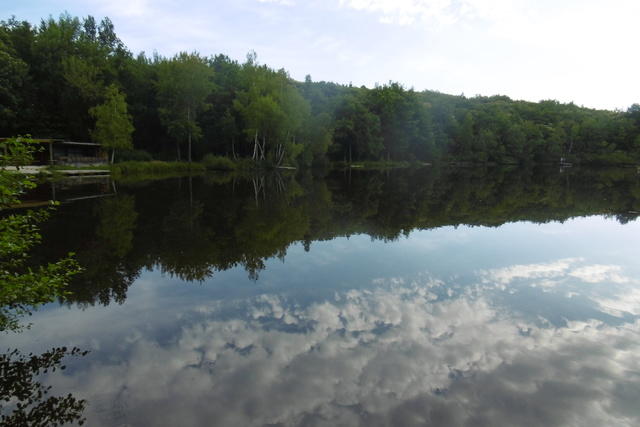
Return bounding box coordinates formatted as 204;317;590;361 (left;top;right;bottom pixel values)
116;149;153;162
202;154;236;171
111;161;205;178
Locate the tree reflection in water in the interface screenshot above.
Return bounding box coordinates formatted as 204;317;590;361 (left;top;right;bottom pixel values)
7;165;640;426
1;347;89;426
29;166;640;306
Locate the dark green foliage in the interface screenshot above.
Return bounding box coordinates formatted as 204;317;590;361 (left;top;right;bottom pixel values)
0;27;28;133
332;91;383;162
202;153;236;170
231;53;310;166
1;14;638;166
116;148;153;162
0;137;39;206
157;52;214;162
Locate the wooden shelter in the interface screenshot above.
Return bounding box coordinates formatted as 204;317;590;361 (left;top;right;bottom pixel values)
1;138;108;166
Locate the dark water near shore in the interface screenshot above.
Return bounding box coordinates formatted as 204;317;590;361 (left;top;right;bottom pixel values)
5;166;640;426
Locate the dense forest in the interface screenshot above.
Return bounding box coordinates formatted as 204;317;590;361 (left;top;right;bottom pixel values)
2;13;640;166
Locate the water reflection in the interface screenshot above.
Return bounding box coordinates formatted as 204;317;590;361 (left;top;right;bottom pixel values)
9;166;640;426
24;268;640;426
0;347;89;426
28;166;640;306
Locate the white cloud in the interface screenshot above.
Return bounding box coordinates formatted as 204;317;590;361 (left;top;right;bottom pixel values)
570;265;630;284
598;288;640;317
479;258;640;320
480;258;634;288
336;0;640;109
92;0;154;18
480;258;580;287
338;0;525;26
258;0;296;5
339;0;457;26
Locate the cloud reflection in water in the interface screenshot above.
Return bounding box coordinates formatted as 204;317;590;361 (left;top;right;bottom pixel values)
47;269;640;427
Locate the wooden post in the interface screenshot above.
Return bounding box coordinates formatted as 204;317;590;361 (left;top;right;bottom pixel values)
49;142;54;164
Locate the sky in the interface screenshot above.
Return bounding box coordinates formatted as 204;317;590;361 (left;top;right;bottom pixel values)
4;0;639;110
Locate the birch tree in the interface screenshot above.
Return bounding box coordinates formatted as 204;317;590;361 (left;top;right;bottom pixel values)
233;54;309;166
89;84;134;163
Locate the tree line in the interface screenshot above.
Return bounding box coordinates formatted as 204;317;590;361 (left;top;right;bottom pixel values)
2;13;640;165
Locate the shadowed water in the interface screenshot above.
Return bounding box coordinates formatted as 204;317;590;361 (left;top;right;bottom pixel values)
4;166;640;426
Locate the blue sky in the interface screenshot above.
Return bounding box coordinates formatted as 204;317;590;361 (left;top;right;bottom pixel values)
5;0;639;110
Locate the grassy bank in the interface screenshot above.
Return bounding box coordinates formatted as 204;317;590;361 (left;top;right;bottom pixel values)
202;154;301;172
110;161;205;180
577;152;640;167
108;158;420;181
332;160;415;170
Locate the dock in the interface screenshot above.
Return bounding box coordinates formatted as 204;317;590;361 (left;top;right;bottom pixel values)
1;166;110;176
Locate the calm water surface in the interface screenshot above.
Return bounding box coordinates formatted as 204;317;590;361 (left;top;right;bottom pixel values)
5;167;640;426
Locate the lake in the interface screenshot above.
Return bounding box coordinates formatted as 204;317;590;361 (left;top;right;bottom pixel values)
4;166;640;426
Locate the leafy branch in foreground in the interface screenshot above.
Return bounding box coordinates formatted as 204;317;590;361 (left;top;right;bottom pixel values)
0;136;82;331
0;136;88;425
0;210;80;331
0;135;38;206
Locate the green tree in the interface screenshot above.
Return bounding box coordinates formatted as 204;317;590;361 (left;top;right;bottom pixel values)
455;112;475;160
199;54;243;158
157;52;214;162
30;14;86;137
62;55;104;101
219;109;239;158
2;13;640;166
233;54;310;166
0;30;28;134
332;93;383;162
89;84;134;163
240;94;285;161
276;76;310;166
97;17;122;52
299;112;333;167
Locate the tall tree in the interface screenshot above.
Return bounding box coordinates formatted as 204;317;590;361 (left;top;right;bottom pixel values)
332;92;383;162
156;52;214;162
0;34;28;134
97;17;122;52
89;84;134;163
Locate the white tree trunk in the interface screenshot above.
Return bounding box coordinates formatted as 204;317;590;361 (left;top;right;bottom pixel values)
187;106;192;163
